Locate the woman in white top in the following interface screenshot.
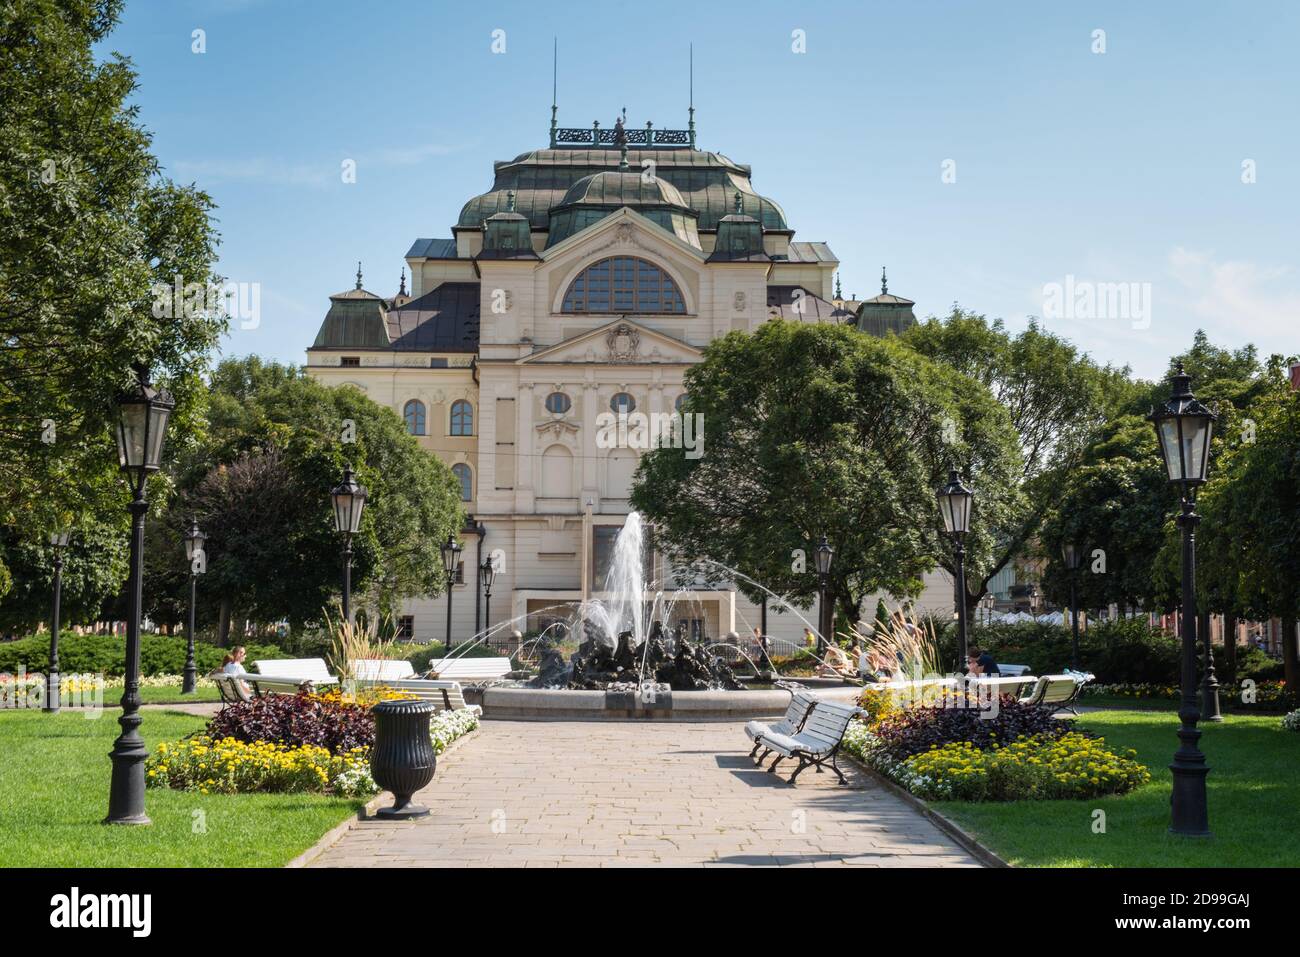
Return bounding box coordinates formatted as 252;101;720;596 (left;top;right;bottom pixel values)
221;646;247;675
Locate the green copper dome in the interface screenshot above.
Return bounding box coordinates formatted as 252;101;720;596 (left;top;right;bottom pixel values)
546;170;700;248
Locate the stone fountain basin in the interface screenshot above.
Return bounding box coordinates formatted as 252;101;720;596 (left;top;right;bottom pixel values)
472;684;862;721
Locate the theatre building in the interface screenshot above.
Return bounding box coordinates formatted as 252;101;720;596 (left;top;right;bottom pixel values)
307;115;945;645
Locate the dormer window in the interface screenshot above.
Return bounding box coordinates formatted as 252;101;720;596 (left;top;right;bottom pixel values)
561;256;686;314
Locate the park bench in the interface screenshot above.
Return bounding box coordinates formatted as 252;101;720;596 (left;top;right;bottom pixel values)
755;700;864;786
248;658;338;695
996;663;1031;676
208;671;253;705
422;656;513;684
350;659;416;682
382;679;483;716
1019;673;1087;714
745;689;820;761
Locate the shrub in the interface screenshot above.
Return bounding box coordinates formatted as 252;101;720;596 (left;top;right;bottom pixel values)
204;692;375;754
145;736;376;796
406;641;501;672
1283;709;1300;733
0;632;283;678
900;732;1150;802
872;695;1070;762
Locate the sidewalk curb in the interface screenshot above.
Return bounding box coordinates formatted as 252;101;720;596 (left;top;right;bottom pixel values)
846;754;1010;869
285;726;480;869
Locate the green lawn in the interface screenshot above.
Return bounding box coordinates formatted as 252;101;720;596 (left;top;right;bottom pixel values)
935;710;1300;867
0;708;362;867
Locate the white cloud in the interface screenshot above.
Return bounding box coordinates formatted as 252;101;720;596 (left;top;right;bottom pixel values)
1165;247;1300;345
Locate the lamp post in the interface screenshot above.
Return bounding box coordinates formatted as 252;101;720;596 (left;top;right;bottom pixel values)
440;535;461;653
1150;362;1217;837
44;528;71;714
1063;543;1083;670
937;470;974;670
814;535;833;654
473;519;486;638
107;364;174;825
182;519;207;694
330;468;367;626
479;552;497;646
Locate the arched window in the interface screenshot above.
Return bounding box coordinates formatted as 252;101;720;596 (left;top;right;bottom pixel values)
403;399;426;436
561;256;686;314
451;463;472;501
545;391;571;414
450;400;473;436
674;392;688;412
610;392;636;415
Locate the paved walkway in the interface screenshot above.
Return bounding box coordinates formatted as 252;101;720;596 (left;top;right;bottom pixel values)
309;720;980;868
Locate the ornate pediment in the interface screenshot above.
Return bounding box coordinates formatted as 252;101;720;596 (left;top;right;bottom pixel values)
535;418;580;439
517;318;701;366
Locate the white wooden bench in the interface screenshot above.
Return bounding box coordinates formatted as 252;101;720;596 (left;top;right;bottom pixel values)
997;663;1031;677
971;674;1039;699
248;658;339;694
756;700;863;786
1019;674;1083;713
208;672;253;705
422;657;513;683
350;659;416;682
382;679;482;715
746;689;819;761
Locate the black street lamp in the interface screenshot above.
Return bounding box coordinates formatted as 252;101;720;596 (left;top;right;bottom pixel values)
331;467;367;625
479;551;498;644
1063;543;1083;670
814;535;833;654
1150;362;1217;837
182;519;207;694
440;535;461;653
107;364;174;826
44;528;71;714
937;470;974;670
473;519;486;638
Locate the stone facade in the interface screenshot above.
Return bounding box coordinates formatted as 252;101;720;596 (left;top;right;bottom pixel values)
307;135;955;644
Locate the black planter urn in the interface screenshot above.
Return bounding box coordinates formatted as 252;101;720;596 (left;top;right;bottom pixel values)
370;698;436;819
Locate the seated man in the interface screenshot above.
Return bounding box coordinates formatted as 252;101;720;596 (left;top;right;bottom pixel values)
965;648;1001;677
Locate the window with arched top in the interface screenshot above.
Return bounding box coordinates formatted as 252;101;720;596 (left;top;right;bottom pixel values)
561;256;686;314
451;463;472;501
674;392;688;412
450;400;473;436
610;392;636;415
403;399;426;436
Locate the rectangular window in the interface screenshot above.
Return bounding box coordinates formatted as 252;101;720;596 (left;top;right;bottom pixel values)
397;616;415;640
340;356;360;367
454;561;465;585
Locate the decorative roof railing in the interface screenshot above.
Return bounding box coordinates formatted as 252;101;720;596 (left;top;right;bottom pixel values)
551;121;695;149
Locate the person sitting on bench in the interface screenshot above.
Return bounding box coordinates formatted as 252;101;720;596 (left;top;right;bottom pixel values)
966;648;1000;677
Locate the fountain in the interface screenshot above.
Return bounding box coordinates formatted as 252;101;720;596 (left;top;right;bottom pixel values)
457;511;861;718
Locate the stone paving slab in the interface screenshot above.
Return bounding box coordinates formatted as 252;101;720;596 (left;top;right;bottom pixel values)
308;719;981;868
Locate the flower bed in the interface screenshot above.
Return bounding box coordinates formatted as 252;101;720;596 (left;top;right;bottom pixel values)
146;737;377;796
843;693;1149;802
145;688;480;796
1084;679;1294;711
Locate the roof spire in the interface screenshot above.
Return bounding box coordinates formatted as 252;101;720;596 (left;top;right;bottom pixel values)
399;267;407;297
356;261;363;290
733;190;743;214
835;272;843;300
881;266;888;295
549;37;558;148
687;43;696;149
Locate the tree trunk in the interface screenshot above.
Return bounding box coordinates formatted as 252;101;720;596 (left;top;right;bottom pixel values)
1223;613;1238;692
1283;616;1299;695
218;597;232;648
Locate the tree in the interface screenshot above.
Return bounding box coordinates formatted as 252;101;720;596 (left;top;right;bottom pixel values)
141;360;465;641
1199;358;1300;689
902;309;1133;612
631;319;1019;635
0;1;224;596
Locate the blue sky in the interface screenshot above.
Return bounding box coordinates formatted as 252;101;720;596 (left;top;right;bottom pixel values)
105;0;1299;380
